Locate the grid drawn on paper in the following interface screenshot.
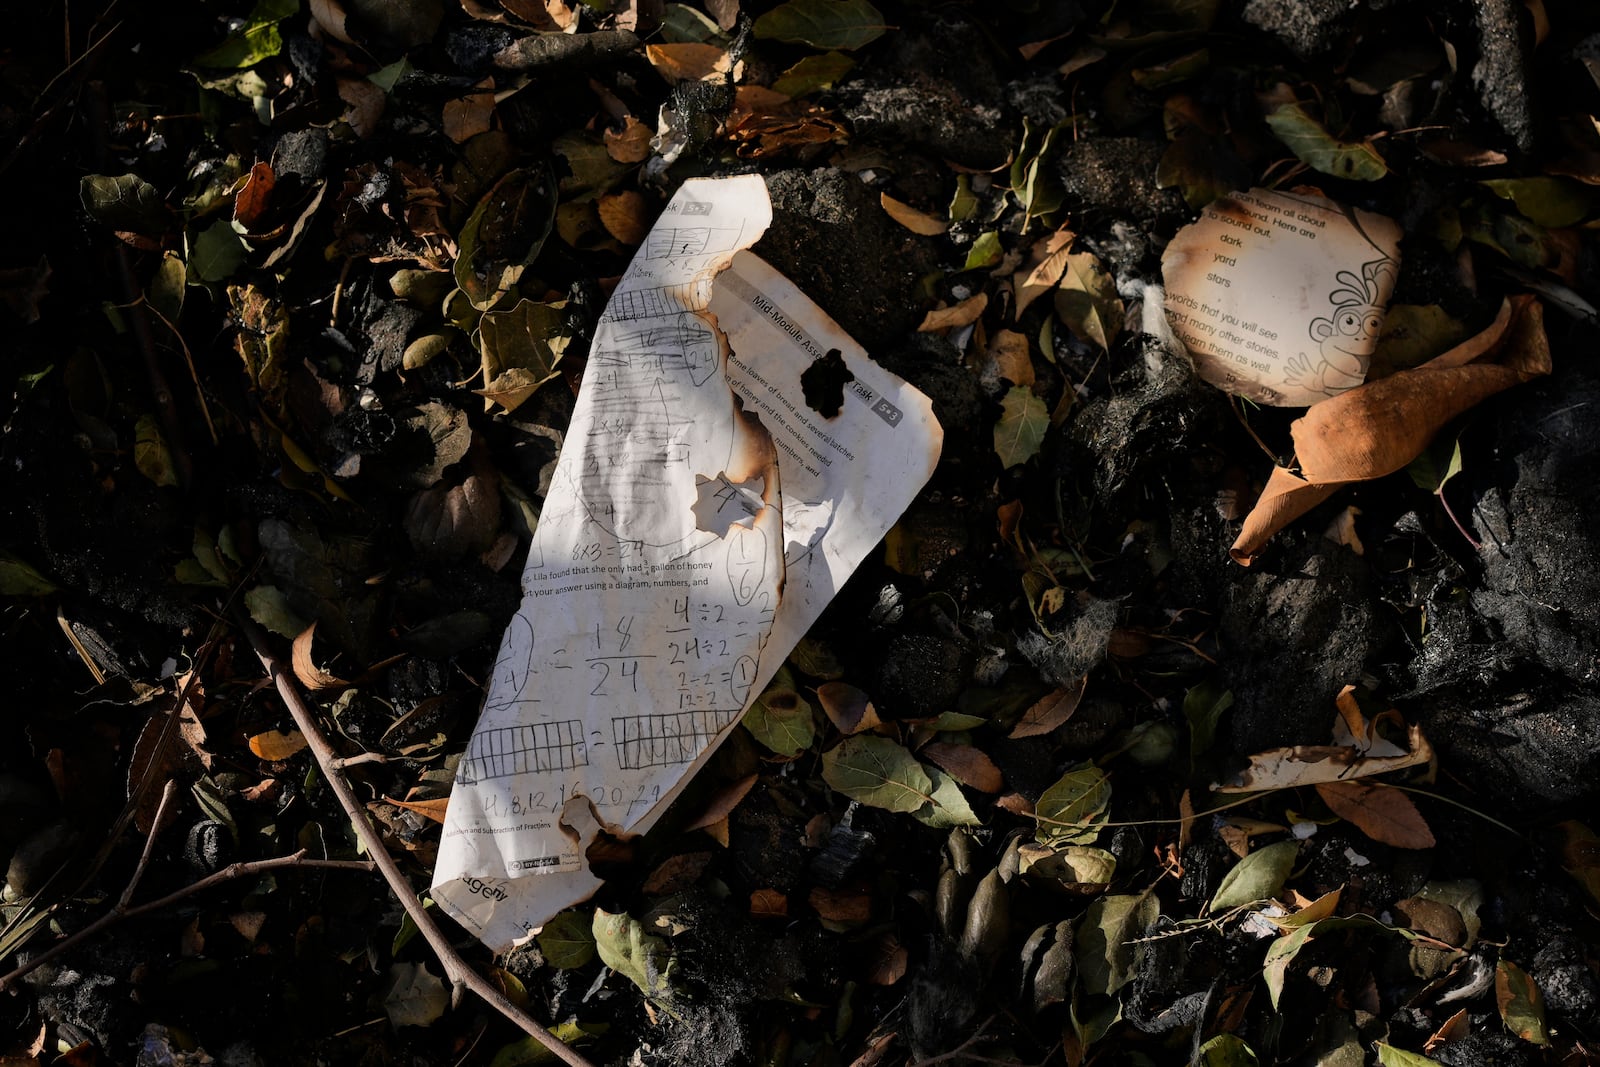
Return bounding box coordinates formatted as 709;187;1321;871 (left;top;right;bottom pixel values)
645;226;742;259
456;720;588;784
611;710;739;770
607;283;704;321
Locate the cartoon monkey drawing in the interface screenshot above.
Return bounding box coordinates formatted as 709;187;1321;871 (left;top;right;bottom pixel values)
1283;256;1397;398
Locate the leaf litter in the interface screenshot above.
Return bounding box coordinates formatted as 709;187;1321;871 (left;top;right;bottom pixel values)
3;0;1600;1064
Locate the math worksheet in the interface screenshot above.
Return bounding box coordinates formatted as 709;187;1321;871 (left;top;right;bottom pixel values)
431;176;942;951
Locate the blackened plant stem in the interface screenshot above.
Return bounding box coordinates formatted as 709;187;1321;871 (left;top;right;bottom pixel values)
234;613;599;1067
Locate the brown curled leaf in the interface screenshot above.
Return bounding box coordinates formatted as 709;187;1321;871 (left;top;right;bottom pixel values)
292;622;351;691
1232;295;1550;564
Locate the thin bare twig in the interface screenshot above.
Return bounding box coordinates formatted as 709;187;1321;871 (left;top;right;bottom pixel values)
0;844;374;994
234;612;598;1067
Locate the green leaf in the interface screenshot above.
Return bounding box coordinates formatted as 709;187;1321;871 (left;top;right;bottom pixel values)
993;385;1049;469
134;415;179;487
1265;103;1388;181
743;679;816;757
661;3;729;44
1183;680;1233;766
1496;959;1551;1045
79;174;166;235
913;767;979;828
1261;922;1315;1009
1406;431;1464;494
1010;119;1069;227
772;51;856;96
149;252;187;325
455;165;559;312
753;0;887;51
1075;892;1158;996
537;910;597;970
593;908;676;1003
1376;1044;1443;1066
1035;762;1111;847
1054;251;1123;350
475;298;568;413
190;221;246;283
1023;845;1116;888
964;230;1003;270
383;962;449;1028
1197;1034;1259;1066
0;553;57;596
949;175;979;223
925;711;987;731
244;584;309;639
1371;304;1469;376
1262;915;1395;1008
1481;177;1597;228
821;736;932;813
1208;840;1298;914
194;0;299;68
488;1023;607;1067
368;58;413;92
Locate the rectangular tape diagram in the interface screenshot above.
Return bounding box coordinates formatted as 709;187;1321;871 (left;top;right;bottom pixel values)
611;710;740;770
456;720;589;784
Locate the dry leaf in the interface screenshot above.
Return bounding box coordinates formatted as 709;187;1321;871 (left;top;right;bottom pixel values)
1316;780;1435;849
249;728;308;761
384;794;450;825
848;1032;899;1067
645;42;733;85
443;84;496;143
642;851;712;894
1012;228;1074;318
917;293;988;332
750;888;787;918
337;78;386;140
879;192;948;236
986;329;1034;388
809;886;872;926
230;910;267;942
292;623;350;691
1218;686;1434;792
598;190;653;245
1010;677;1086;738
865;932;908;985
995;792;1034;816
817;681;882;735
685;773;758;831
1218;724;1433;792
921;742;1003;792
1233;296;1551;563
605;116;654;163
233;162;275;232
1424;1008;1471;1054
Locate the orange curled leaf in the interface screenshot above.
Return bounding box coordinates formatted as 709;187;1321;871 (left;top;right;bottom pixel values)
1233;295;1550;564
880;192;948;236
292;623;350;691
384;794;451;825
917;293;988;332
